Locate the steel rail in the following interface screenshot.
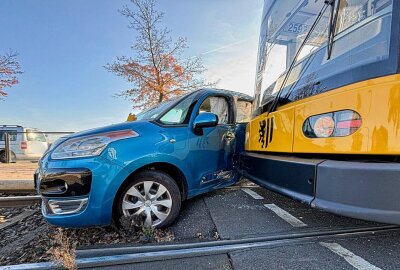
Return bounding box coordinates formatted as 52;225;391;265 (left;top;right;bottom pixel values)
0;195;41;207
76;224;398;258
2;224;399;270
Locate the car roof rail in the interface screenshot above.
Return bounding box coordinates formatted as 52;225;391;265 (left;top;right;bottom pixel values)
0;125;23;128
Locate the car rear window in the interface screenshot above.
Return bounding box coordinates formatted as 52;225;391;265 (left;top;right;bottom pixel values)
26;130;47;142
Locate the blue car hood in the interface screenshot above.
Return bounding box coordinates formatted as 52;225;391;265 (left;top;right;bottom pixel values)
49;121;151;151
68;121;149;139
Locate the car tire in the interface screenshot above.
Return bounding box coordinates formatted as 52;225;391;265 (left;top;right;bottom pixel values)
0;151;5;163
116;170;182;229
0;151;16;163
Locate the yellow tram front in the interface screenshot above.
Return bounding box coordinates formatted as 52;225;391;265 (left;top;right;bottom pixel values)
241;0;400;224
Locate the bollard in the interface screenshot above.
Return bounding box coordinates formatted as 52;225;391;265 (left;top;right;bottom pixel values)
4;132;11;163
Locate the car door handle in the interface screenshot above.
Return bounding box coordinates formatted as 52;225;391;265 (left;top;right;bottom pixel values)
226;131;235;139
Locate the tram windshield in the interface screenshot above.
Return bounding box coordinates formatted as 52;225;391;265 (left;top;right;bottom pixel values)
255;0;394;110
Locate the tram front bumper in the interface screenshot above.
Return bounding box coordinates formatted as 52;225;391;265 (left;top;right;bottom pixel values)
312;160;400;225
240;152;400;225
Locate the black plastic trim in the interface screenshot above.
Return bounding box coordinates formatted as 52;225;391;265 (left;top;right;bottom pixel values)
241;151;400;225
240;152;324;202
39;168;92;197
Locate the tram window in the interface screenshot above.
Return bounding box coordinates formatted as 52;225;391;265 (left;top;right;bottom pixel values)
260;45;287;96
255;0;394;110
277;2;332;98
283;0;393;102
336;0;392;34
257;1;332;105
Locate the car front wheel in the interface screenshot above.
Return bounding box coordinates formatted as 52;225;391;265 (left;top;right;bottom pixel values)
117;170;181;228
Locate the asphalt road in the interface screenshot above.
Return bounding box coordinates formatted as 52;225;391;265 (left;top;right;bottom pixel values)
83;185;400;270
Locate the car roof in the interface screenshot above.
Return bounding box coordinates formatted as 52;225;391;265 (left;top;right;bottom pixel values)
132;88;254;116
0;125;23;130
197;88;253;102
0;126;41;131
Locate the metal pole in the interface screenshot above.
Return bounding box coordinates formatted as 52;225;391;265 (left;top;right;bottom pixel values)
4;132;10;163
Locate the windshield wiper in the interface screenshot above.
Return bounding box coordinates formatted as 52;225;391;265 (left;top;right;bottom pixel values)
327;0;340;59
281;0;340;101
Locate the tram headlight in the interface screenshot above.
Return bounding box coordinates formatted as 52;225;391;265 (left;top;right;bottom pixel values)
303;110;362;138
313;116;335;138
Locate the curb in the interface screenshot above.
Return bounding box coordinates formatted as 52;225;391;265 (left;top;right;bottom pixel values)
0;179;35;191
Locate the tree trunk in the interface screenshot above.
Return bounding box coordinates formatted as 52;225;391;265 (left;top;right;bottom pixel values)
158;92;163;103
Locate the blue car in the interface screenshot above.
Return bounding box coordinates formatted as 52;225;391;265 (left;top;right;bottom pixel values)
35;89;253;228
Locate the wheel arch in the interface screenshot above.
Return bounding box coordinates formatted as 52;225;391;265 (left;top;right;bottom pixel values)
0;148;16;154
112;162;188;215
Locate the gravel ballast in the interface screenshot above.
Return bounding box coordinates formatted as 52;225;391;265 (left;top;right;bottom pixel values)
0;204;174;266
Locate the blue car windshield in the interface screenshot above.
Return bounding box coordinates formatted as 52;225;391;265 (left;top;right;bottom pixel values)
136;100;176;121
135;92;195;121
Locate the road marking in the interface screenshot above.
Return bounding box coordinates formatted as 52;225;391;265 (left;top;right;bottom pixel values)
320;242;382;270
264;203;307;227
242;188;264;199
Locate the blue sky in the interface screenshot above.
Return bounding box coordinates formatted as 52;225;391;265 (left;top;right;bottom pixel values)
0;0;263;131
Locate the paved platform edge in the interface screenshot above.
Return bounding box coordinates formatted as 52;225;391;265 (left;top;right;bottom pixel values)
0;179;35;191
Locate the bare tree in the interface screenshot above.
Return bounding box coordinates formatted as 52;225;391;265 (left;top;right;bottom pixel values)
0;51;22;99
105;0;213;110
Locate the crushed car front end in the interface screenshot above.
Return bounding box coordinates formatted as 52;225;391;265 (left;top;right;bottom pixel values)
35;124;139;227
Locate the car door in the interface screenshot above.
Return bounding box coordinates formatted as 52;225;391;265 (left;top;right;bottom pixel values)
188;93;240;192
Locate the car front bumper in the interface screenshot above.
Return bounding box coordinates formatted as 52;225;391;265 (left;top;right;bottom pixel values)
36;154;130;228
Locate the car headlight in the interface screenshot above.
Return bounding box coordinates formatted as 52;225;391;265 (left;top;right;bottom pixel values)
51;130;138;160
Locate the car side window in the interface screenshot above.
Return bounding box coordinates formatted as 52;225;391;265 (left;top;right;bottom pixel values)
0;130;18;141
199;96;229;124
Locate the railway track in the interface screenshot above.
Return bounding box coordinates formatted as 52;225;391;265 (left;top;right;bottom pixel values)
2;224;399;270
0;186;398;269
0;195;41;207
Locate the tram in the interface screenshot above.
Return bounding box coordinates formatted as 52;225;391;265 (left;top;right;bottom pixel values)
241;0;400;224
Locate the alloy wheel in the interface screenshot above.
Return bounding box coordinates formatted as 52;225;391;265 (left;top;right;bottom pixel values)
122;180;173;227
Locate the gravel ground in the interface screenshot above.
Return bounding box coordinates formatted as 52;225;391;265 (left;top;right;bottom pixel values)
0;204;174;266
0;206;27;223
0;183;251;267
0;204;42;248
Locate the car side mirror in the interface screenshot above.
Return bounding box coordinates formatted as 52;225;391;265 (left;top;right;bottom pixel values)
193;113;218;135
